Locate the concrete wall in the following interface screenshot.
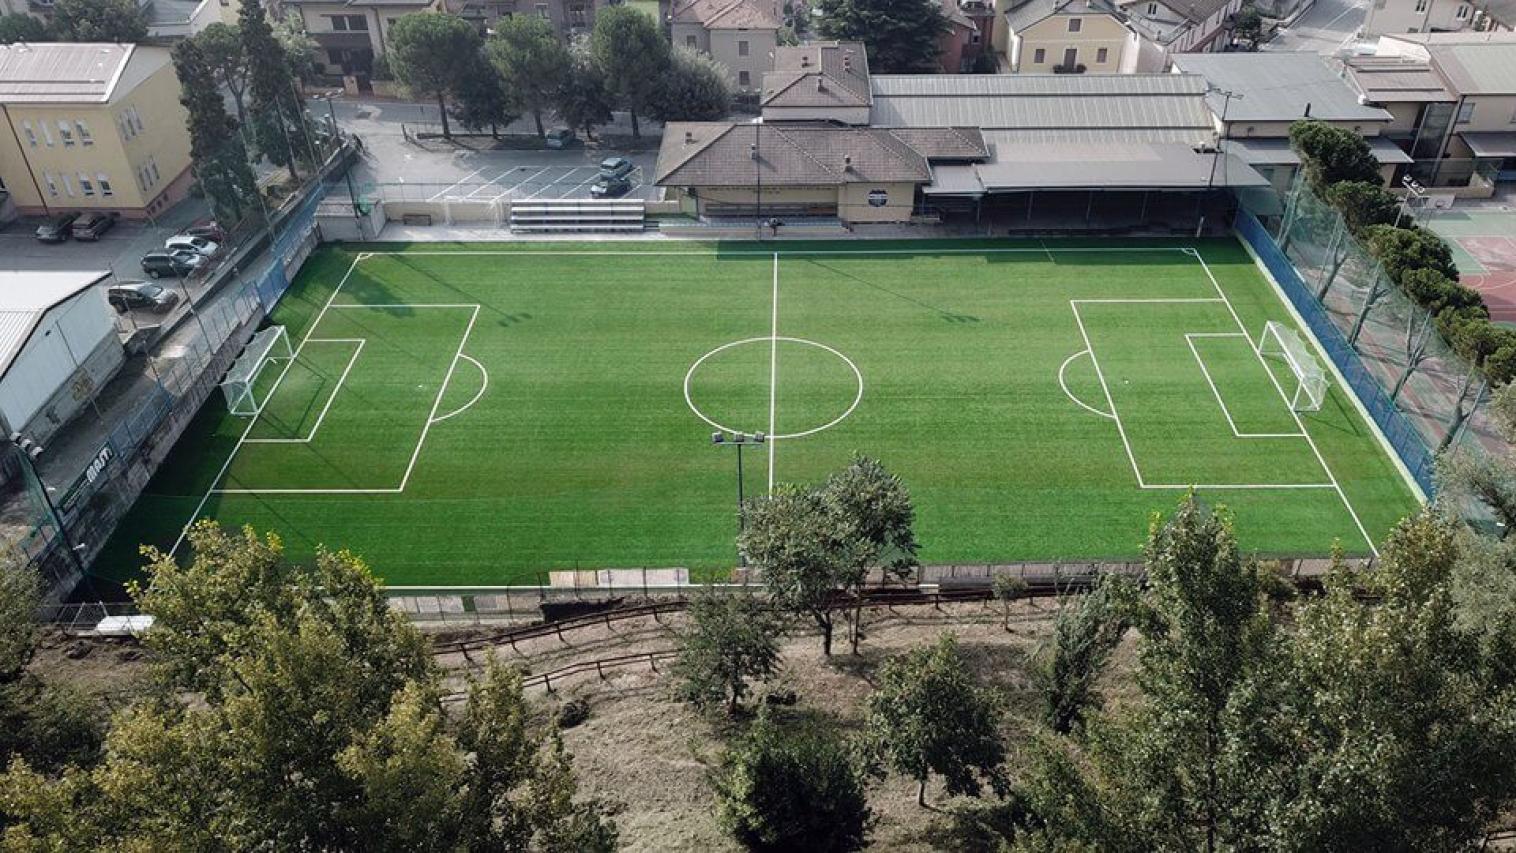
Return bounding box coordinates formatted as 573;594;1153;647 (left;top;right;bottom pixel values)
1363;0;1481;37
708;28;776;91
1009;12;1130;72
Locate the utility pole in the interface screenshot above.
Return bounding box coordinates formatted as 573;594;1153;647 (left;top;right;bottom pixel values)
1197;86;1242;238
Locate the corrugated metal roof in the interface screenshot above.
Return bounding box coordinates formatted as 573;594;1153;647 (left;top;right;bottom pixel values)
0;271;110;379
983;127;1211;145
1171;53;1392;123
0;43;133;104
870;74;1214;132
871;73;1207;96
1227;136;1412;166
1343;56;1455;103
972;144;1269;189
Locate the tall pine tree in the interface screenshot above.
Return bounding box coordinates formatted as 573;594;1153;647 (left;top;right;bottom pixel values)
240;0;311;181
172;39;259;225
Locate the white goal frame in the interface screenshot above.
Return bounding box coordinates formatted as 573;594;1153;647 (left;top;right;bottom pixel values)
221;325;294;417
1258;321;1328;412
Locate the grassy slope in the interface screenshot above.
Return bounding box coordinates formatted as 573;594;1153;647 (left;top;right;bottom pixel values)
95;238;1420;588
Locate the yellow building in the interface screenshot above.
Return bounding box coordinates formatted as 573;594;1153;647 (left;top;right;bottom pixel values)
0;43;193;220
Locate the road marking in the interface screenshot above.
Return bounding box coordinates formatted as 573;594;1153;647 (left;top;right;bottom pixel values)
427;166;488;201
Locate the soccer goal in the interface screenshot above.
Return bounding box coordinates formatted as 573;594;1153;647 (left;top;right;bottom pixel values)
1259;321;1328;412
221;326;294;416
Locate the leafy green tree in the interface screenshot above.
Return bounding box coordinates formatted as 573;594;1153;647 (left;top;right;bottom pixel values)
863;633;1008;807
49;0;145;42
241;0;312;179
488;15;571;139
820;454;920;653
646;47;733;123
1324;180;1400;238
1437;312;1516;448
590;5;668;139
172;38;260;226
195;24;249;131
273;10;319;82
1233;5;1263;43
555;44;614;141
453;52;519;139
0;559;38;680
1290;119;1383;190
1438;380;1516;534
1364;223;1460;286
1033;577;1129;734
991;573;1028;632
713;711;872;852
388;12;479;142
814;0;947;73
741;485;847;655
0;13;47;44
673;591;784;714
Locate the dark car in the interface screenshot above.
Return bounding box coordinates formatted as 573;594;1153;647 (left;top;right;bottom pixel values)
34;212;80;243
71;212;119;241
140;249;204;279
107;281;180;314
184;219;225;242
598;157;634;179
590;175;632;198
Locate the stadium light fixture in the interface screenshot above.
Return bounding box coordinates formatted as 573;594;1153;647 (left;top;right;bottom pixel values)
710;430;767;567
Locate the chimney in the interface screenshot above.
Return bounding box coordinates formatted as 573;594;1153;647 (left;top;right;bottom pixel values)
1303;101;1312;117
801;53;811;67
750;143;758;159
816;77;825;91
843;51;852;71
684;130;694;144
843;155;853;171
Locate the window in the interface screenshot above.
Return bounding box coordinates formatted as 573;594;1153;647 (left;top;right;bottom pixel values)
1414;0;1426;12
1455;3;1469;18
739;70;750;86
1068;16;1081;30
569;2;585;23
738;39;749;56
58;120;73;146
78;173;93;196
1033;47;1046;63
149;159;160;184
330;13;366;29
43;173;58;198
1096;46;1108;62
128;106;143;134
97;173;113;196
21;120;35;147
76;120;92;145
1146;1;1157;12
536;3;547;16
1063;47;1078;66
1456;101;1474;124
62;174;75;197
686;34;697;46
40;121;53;146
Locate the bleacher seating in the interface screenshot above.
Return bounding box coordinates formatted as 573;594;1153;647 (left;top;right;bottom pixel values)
508;199;646;233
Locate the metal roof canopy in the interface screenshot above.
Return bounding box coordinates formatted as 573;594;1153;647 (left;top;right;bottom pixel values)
1461;131;1516;158
0;271;110;383
1171;53;1393;124
924;145;1270;194
870;74;1215;133
1228;136;1413;166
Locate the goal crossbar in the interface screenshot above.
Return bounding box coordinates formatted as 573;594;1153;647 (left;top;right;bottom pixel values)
221;325;293;416
1259;321;1328;412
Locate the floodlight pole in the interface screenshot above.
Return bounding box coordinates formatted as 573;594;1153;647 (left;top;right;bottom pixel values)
712;431;766;567
1396;175;1426;229
6;435;88;578
1196;87;1242;239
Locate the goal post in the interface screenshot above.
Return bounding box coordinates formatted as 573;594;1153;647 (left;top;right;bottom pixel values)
221;325;294;416
1259;321;1328;412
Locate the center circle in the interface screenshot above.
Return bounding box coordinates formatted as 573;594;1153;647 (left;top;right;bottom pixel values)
683;337;864;440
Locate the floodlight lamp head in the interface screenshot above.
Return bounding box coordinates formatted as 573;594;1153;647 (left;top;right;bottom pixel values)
711;432;724;445
7;432;19;443
753;432;765;443
28;445;42;459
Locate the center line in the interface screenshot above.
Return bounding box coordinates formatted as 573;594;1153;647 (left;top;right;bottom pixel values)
768;252;779;493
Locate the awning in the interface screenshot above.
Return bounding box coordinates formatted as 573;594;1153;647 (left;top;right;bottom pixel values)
1461;132;1516;159
967;144;1271;191
922;164;985;197
1227;136;1412;166
310;32;373;49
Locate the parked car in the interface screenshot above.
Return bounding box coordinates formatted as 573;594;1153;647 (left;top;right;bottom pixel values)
107;281;180;314
164;234;220;257
141;249;204;279
590;175;632;198
184;219;225;242
598;157;634;180
71;212;119;241
34;212;80;243
544;128;576;150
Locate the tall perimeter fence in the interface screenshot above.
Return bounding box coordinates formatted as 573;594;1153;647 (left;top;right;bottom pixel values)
1236;175;1504;502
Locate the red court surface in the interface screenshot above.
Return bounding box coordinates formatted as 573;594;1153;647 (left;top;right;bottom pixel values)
1458;236;1516;323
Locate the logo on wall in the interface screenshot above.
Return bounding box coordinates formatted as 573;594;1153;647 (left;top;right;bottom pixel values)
867;189;888;208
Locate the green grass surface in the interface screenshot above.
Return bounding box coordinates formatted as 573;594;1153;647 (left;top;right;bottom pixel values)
96;238;1421;587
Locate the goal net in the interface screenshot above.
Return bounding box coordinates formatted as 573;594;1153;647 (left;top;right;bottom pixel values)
221;326;293;416
1258;321;1328;412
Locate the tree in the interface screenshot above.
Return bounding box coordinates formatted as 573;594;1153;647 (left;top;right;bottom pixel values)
990;573;1027;632
863;633;1008;807
819;455;920;653
1032;578;1129;734
388;13;478;142
741;485;847;655
1324;179;1399;238
1391;270;1484;399
172;38;260;226
241;0;312;179
0;560;39;680
590;5;668;139
272;10;319;82
814;0;948;73
555;44;614;141
713;712;872;852
488;15;571;139
645;47;733;123
195;24;249;131
1233;5;1263;44
673;591;784;714
0;523;616;849
452;53;519;139
1438;312;1516;448
1290;119;1383;190
49;0;146;42
1364;223;1460;286
0;13;47;44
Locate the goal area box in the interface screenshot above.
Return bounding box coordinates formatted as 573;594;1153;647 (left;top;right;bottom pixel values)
1259;320;1328;412
221;325;293;417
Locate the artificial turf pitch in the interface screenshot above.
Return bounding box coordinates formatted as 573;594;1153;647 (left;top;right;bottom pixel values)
97;238;1421;588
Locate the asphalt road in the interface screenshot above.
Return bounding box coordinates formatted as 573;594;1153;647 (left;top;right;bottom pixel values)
1263;0;1369;54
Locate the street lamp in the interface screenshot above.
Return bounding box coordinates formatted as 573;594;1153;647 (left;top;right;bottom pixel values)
1396;175;1428;229
711;430;766;565
7;433;87;578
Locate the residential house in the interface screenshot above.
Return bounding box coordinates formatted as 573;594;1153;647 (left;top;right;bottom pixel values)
0;43;194;219
940;0;993;72
1348;32;1516;193
1172;52;1408;194
1119;0;1242;66
1361;0;1513;40
761;41;873;123
447;0;611;40
282;0;439;81
992;0;1139;73
664;0;781;92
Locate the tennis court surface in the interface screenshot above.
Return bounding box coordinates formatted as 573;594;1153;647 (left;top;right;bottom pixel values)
100;239;1421;587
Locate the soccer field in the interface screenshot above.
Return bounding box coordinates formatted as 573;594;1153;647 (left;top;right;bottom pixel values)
99;238;1421;587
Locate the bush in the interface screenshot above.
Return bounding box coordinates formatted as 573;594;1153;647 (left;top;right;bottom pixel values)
713;715;872;852
557;697;590;729
371;53;393;81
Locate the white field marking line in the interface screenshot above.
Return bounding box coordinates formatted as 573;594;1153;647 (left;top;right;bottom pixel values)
1146;482;1336;490
768;253;780;493
1074;298;1224;304
1057;350;1116;420
431;354;488;424
356;247;1202;257
1189;250;1379;556
243;338;366;444
1069;301;1146;487
328;303;481;309
428;166;489;202
682;337;862;439
1184;334;1306;440
1038;238;1055;263
170;254;368;556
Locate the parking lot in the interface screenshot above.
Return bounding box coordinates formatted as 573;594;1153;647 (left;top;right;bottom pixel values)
414;162;653;203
